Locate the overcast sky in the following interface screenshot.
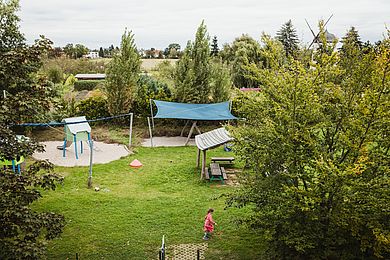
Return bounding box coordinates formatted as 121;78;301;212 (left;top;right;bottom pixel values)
19;0;389;50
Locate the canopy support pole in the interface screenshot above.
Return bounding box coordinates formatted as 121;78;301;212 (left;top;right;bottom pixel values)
180;120;190;137
196;148;201;168
149;99;155;129
201;150;206;180
147;117;154;147
129;113;133;148
185;121;197;146
88;140;93;188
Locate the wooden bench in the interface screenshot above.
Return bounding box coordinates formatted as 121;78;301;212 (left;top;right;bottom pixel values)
209;163;224;184
221;167;228;180
211;157;235;164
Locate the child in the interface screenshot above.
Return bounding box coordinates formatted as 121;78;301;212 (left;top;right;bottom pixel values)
203;208;217;240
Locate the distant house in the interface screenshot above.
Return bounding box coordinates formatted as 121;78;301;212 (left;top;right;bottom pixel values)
75;74;106;80
84;51;99;59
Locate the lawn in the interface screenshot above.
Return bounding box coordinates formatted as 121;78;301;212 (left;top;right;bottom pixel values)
34;145;265;259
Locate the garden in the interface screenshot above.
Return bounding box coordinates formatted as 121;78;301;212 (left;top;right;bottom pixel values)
1;1;389;259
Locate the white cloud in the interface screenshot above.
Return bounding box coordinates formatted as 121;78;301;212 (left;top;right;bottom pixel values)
19;0;390;49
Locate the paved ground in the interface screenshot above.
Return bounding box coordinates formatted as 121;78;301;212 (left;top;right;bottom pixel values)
141;137;195;147
166;243;208;260
33;141;130;167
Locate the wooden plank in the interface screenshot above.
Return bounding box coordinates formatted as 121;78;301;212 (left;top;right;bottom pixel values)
211;157;235;163
210;163;222;176
221;167;228;180
205;167;210;180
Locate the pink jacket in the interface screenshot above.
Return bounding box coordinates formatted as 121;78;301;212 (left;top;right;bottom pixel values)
203;213;215;232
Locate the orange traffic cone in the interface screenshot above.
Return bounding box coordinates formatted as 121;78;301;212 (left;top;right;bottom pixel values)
130;159;143;168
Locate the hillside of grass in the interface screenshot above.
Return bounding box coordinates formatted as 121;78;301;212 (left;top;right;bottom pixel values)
34;146;265;259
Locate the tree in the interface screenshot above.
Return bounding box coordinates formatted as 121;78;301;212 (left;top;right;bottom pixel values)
276;19;299;57
174;21;211;103
220;34;262;88
164;43;181;58
105;29;141;116
210;35;219;56
99;47;104;57
227;28;390;259
209;58;231;102
74;43;88;58
0;0;65;258
63;43;74;58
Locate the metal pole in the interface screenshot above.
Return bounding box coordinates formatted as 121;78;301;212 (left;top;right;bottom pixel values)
88;140;93;188
129;113;133;148
147;117;153;147
149;99;155;129
3;90;6;99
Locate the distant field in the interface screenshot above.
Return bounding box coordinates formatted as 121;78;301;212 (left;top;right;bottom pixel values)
141;59;177;71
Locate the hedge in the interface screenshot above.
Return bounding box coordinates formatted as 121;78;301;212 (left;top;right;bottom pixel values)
74;80;104;91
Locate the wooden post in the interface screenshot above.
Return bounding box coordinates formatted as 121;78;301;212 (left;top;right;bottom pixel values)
129;113;133;148
180;120;190;137
147;117;154;147
88;140;93;188
196;148;201;168
201;150;206;180
185;121;197;146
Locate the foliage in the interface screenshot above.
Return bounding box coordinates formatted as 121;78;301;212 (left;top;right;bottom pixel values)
209;58;231;102
227;27;390;259
63;43;89;59
210;35;219;57
132;74;172;116
45;65;64;84
42;56;106;75
152;60;176;88
276;19;299;57
0;1;65;258
0;160;65;260
105;29;141;116
74;79;104;91
163;43;181;58
75;95;110;121
174;21;213;103
220;34;262;88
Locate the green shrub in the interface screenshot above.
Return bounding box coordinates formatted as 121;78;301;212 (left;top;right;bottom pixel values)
74;80;104;91
46;65;64;84
133;74;172;116
75;96;110;121
64;74;77;86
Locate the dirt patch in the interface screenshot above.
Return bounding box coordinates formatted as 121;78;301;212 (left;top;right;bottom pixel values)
33;141;130;167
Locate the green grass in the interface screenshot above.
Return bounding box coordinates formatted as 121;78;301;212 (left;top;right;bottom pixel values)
34;146;264;259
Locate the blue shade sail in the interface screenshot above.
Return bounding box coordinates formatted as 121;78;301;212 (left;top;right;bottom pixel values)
153;100;237;120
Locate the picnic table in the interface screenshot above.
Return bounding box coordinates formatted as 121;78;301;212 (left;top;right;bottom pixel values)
206;163;228;184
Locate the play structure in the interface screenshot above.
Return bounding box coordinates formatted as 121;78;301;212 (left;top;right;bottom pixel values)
148;100;237;146
195;127;234;182
62;116;92;159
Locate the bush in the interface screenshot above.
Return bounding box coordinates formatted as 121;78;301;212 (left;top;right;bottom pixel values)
74;80;104;91
75;96;110;121
46;65;64;84
132;74;172;116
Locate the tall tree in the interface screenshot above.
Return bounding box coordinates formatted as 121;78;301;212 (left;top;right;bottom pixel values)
99;47;104;57
174;21;211;103
227;28;390;259
210;35;219;56
276;19;299;57
63;43;75;58
105;29;141;115
0;0;65;258
220;34;262;88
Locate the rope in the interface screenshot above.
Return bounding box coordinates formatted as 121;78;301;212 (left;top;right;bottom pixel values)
11;113;133;127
